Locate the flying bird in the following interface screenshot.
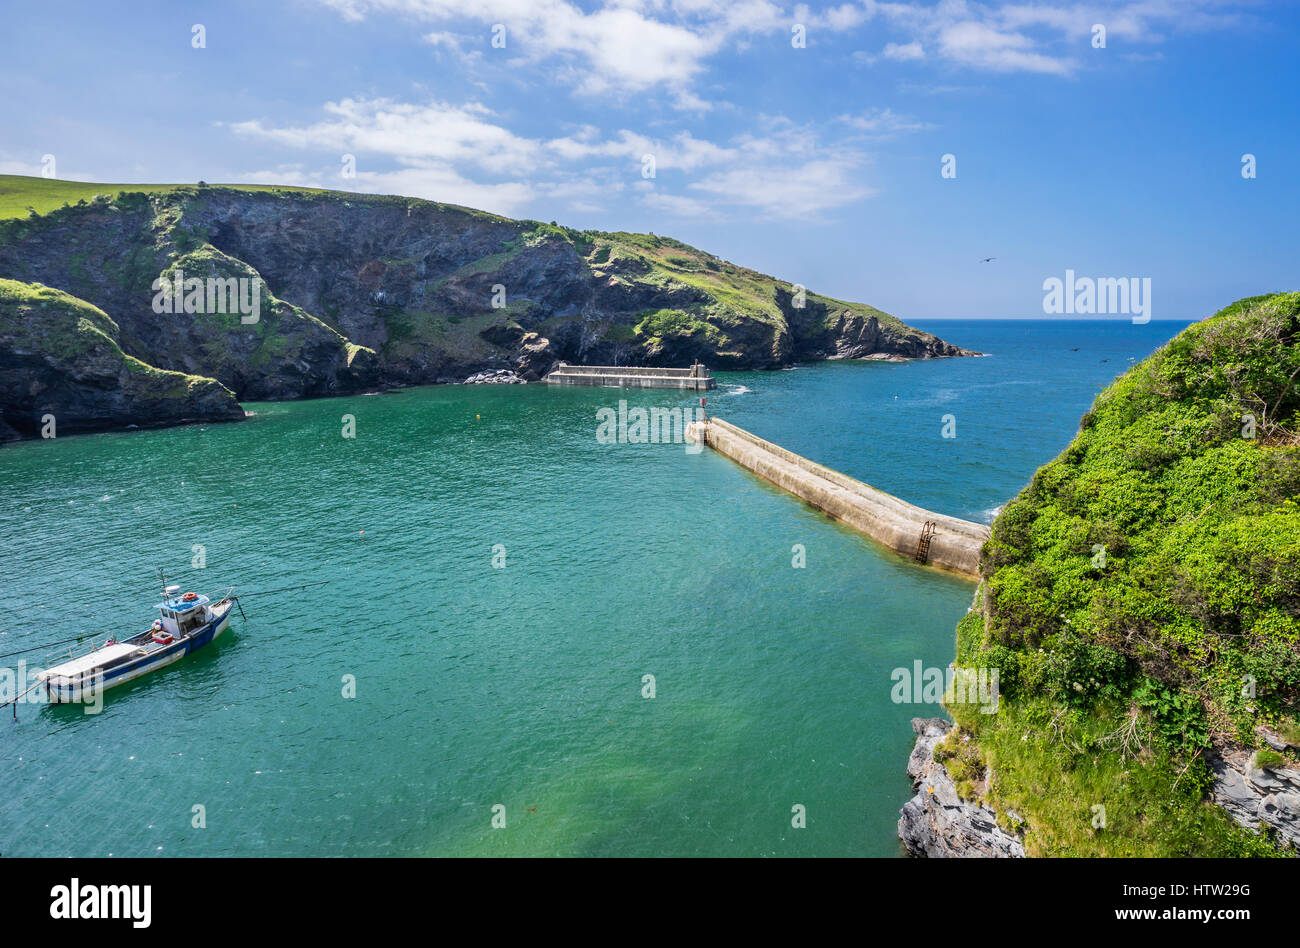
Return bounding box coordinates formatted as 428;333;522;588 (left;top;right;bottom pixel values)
979;256;996;263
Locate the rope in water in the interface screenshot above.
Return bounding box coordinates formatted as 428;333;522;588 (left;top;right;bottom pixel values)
227;581;330;599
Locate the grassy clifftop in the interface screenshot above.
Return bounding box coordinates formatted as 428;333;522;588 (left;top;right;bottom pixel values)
946;292;1300;856
0;176;323;220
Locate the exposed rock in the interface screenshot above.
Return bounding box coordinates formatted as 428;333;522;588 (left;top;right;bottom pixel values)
463;369;524;384
479;323;557;380
780;288;981;362
1209;746;1300;850
898;717;1025;858
1257;724;1298;753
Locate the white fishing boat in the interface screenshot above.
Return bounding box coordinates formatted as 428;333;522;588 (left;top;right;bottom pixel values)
37;585;236;703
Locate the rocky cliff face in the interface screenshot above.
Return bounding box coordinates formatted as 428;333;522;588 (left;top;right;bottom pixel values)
1210;737;1300;850
900;713;1300;857
898;718;1025;858
0;180;977;438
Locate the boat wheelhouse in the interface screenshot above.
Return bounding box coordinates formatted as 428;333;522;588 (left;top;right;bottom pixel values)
38;585;236;703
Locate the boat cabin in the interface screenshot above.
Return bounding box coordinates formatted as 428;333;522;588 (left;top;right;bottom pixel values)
154;586;211;637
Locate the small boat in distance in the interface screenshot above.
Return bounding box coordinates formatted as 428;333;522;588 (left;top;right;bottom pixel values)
37;584;236;704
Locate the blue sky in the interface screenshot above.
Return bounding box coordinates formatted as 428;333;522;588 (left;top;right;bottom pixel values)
0;0;1296;318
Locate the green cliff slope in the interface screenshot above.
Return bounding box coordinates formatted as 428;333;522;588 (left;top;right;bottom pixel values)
0;279;244;439
947;292;1300;856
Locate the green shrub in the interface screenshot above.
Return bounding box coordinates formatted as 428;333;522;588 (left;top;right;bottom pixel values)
1134;679;1209;754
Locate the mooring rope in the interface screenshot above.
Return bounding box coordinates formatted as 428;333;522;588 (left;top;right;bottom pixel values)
5;678;45;719
0;633;102;663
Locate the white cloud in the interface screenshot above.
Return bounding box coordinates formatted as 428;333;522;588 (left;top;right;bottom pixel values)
229;98;541;176
357;165;535;212
0;154;97;181
935;20;1073;75
857;0;1247;76
228;95;885;220
314;0;785;105
314;0;1252;99
639;189;712;217
838;107;931;136
0;159;49;177
691;156;875;219
243;163;536;216
881;40;924;61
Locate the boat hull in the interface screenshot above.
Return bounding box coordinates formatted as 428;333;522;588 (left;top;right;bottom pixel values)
43;604;233;704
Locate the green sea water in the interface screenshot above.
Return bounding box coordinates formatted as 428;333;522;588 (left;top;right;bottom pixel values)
0;319;1192;856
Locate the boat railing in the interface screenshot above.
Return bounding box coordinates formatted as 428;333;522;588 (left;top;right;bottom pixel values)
40;636;117;672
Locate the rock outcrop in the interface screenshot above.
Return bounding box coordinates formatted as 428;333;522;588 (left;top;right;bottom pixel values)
898;718;1025;858
463;368;524;384
0;178;978;438
1210;745;1300;850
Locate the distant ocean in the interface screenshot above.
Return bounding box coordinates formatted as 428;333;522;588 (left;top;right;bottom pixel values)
0;318;1193;856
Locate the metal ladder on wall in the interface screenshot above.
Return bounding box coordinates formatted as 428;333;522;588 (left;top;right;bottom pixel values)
915;521;937;564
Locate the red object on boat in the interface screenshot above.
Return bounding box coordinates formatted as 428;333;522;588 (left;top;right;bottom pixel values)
152;631;174;645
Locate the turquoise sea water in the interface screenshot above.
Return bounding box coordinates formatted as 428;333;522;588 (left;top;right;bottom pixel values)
0;319;1192;856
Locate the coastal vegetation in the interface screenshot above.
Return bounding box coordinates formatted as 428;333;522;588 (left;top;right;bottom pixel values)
946;292;1300;856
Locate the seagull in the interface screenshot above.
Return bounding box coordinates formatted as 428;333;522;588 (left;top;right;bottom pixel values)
979;256;996;263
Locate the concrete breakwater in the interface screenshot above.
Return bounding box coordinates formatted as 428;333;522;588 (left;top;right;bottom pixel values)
686;417;989;577
545;363;716;390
